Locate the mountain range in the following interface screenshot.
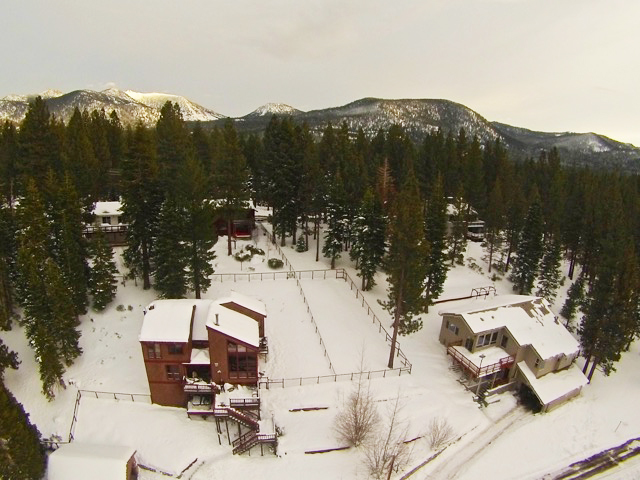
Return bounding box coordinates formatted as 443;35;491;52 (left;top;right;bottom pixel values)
1;88;638;172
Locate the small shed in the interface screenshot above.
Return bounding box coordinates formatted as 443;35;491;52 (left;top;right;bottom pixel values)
48;443;137;480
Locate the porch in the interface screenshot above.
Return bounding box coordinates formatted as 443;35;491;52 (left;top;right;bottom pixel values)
447;345;515;379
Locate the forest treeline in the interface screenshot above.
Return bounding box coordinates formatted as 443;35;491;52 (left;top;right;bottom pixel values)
0;97;639;478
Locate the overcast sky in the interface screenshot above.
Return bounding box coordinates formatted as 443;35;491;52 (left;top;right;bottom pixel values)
1;0;639;146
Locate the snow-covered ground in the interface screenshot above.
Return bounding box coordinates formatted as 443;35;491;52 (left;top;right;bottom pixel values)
2;221;640;479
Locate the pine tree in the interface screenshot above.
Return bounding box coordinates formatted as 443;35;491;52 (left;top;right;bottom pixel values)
560;276;585;323
64;107;100;202
323;173;347;269
122;123;162;290
153;199;188;299
263;116;301;246
536;237;563;302
424;175;449;310
381;169;429;368
0;121;19;204
16;180;82;398
156;102;191;194
45;173;89;316
484;176;506;273
0;203;16;329
17;96;60;194
0;383;46;480
88;230;118;311
447;186;468;265
511;189;544;295
350;189;387;290
180;156;217;299
213;119;250;256
579;187;640;380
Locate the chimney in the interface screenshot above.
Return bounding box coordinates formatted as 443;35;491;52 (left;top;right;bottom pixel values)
215;313;219;326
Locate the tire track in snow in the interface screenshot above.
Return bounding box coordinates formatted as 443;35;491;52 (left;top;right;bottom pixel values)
422;405;532;480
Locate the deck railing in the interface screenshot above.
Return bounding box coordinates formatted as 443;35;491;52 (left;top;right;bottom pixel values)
447;346;515;378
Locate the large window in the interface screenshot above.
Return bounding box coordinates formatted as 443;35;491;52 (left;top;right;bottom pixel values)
168;343;184;355
227;342;257;379
147;343;161;359
166;364;181;381
477;331;499;347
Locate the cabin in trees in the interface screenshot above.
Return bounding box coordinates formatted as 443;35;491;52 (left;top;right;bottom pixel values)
48;443;138;480
446;202;485;242
439;295;588;412
139;293;266;407
213;201;256;239
84;201;128;245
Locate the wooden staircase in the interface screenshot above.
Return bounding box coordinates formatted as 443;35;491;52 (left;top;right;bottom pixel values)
232;430;277;455
207;397;277;455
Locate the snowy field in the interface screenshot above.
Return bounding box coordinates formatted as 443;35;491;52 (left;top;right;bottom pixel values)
2;221;640;479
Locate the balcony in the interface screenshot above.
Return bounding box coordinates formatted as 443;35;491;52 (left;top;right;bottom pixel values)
447;345;515;379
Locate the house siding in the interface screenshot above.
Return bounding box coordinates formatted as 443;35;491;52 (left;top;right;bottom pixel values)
141;341;191;407
207;327;258;386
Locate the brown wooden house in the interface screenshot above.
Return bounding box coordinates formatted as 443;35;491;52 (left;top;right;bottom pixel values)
139;296;266;408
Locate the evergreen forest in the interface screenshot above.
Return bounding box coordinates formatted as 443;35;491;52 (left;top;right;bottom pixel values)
1;97;639;474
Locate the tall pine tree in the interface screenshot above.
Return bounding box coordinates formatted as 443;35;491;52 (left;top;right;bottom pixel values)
380;168;429;368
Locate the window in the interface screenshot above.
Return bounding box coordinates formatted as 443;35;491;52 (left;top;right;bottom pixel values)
165;364;181;381
147;343;161;359
477;331;499;347
465;338;473;351
101;216;111;225
501;335;508;348
446;321;459;335
227;341;257;379
168;343;184;355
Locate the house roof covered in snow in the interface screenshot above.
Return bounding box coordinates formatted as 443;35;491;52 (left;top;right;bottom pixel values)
206;303;259;348
216;291;267;317
48;443;135;480
439;295;579;359
139;299;209;343
517;361;588;406
92;201;123;217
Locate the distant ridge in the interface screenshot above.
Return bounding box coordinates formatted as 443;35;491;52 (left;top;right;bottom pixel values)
0;89;638;171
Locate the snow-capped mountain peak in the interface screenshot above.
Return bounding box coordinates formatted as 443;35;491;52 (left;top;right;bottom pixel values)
249;103;301;116
125;90;226;122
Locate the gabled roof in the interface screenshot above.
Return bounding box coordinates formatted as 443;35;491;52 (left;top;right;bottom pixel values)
206;303;259;348
216;291;267;317
439;295;579;360
92;201;123;217
517;361;588;406
139;299;209;343
48;443;135;480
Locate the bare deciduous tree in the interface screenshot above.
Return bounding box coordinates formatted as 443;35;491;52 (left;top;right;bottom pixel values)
333;373;380;447
427;416;454;450
364;393;412;479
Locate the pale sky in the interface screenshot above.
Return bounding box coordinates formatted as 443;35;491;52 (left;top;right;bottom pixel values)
1;0;639;146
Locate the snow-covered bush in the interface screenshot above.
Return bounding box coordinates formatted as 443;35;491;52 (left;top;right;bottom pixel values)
267;258;284;269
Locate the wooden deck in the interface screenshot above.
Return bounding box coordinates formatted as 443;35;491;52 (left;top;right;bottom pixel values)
447;345;514;378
